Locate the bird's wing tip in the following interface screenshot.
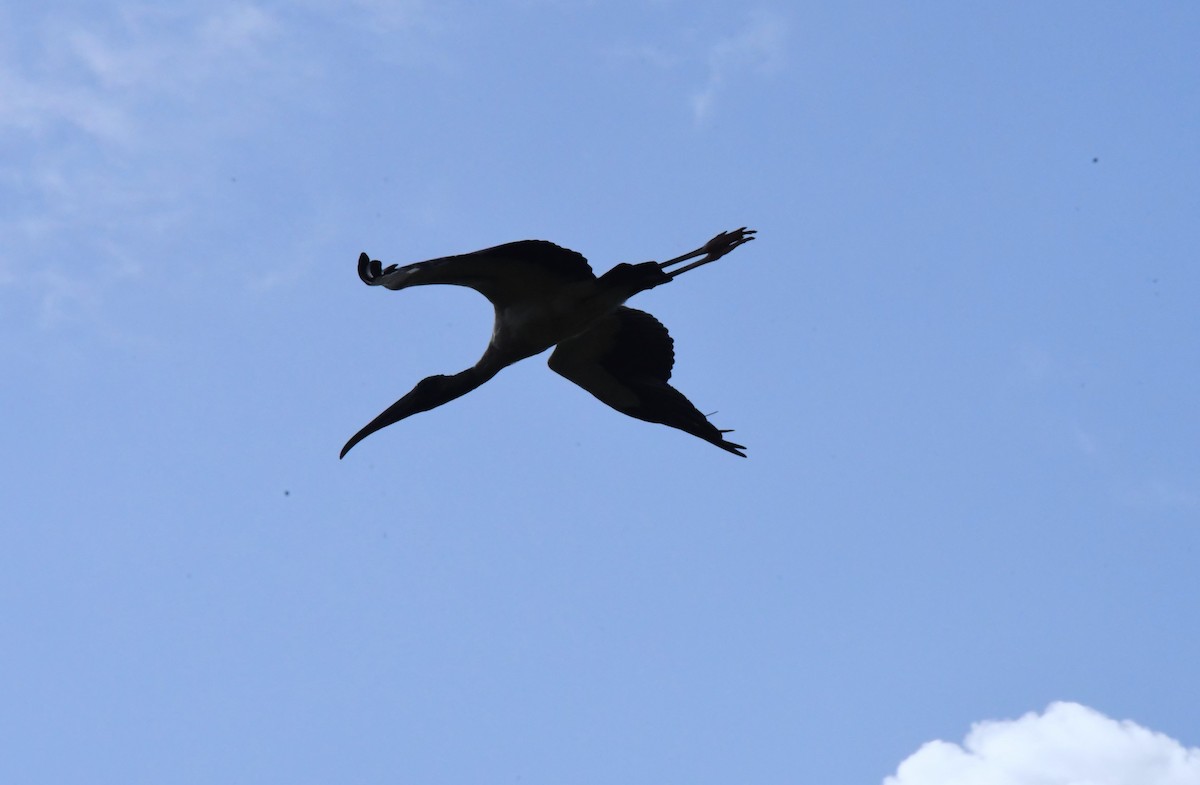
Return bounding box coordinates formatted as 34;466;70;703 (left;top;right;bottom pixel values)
356;252;374;284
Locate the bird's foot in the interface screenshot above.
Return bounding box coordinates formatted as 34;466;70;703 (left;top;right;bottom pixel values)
660;227;756;277
701;227;756;263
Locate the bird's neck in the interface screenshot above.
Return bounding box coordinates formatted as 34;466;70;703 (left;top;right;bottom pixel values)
443;364;493;399
462;353;509;389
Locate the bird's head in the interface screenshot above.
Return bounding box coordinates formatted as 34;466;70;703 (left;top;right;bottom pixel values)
599;261;672;297
407;374;455;413
339;371;476;459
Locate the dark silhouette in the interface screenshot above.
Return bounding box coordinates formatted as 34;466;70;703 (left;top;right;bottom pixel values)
341;228;756;458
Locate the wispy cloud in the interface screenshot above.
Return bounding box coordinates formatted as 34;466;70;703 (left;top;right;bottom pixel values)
691;9;788;124
1;1;457;349
1;5;281;144
885;702;1200;785
607;8;788;124
0;3;285;334
0;63;133;143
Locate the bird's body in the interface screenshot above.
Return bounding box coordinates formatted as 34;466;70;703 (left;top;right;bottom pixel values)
340;228;756;458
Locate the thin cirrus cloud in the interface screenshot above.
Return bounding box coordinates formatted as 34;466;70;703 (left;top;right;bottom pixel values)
0;4;286;329
1;1;451;338
691;9;788;123
885;702;1200;785
1;5;280;146
608;9;788;124
0;3;285;239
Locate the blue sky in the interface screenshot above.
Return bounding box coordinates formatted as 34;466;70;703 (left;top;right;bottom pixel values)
2;2;1199;783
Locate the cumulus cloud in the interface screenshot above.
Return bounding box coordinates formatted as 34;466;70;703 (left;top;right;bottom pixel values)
885;702;1200;785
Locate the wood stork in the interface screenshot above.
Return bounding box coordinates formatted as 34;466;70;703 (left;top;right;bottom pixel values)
340;227;756;459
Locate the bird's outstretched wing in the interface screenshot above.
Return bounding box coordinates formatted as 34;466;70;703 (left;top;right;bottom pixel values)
548;307;746;456
358;240;595;307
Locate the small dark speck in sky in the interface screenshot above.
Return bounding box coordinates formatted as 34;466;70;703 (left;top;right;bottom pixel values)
284;490;290;496
1092;157;1099;163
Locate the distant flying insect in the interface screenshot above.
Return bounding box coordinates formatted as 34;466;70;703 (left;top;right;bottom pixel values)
340;228;756;458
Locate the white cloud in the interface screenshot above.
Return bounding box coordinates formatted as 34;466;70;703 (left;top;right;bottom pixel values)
1;4;282;144
0;63;133;143
691;9;788;123
885;702;1200;785
0;3;288;333
609;9;788;123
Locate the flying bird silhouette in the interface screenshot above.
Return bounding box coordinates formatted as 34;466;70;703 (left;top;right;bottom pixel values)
340;228;756;458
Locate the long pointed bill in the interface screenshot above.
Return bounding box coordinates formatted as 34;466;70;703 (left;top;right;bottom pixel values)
340;367;489;459
340;398;414;459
